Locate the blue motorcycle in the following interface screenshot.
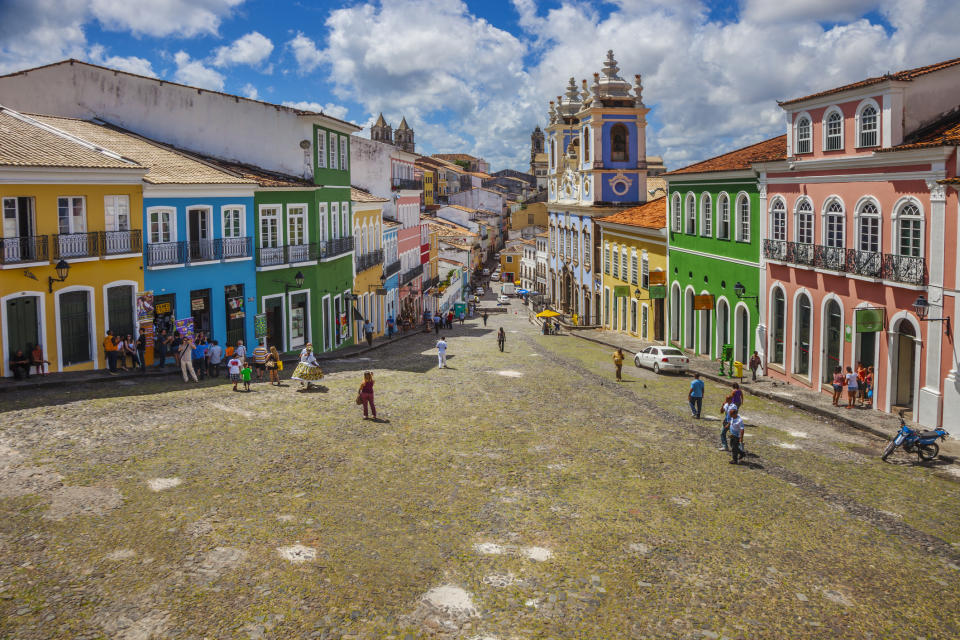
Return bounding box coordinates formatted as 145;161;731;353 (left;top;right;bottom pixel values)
881;412;949;462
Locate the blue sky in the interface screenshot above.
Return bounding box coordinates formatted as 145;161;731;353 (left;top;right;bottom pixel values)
0;0;956;172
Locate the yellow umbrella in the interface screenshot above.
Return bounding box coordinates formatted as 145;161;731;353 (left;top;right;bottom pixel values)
536;309;561;318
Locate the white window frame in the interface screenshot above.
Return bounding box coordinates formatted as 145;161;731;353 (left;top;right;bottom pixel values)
620;247;628;281
630;250;638;286
641;252;649;289
104;195;130;231
671;192;682;232
892;197;924;258
341;201;350;237
735;192;750;243
685;192;696;235
221;205;245;238
795;197;814;244
331;202;340;240
855;99;880;149
794;112;812;154
259;205;282;248
287;204;308;246
823;107;844;151
700;192;712;237
854;197;880;253
329;132;338;170
340;135;348;171
717;192;730;240
147;207;175;244
822;198;845;249
316;129;326;169
57;196;87;234
770;197;786;241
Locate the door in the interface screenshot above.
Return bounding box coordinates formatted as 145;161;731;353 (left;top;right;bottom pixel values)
717;300;729;350
700;309;711;356
289;292;307;350
153;294;176;335
654;298;664;341
894;322;916;409
57;196;87;258
190;289;212;338
684;289;694;349
323;296;332;351
107;285;134;338
736;306;749;364
265;297;284;351
189;208;213;261
59;291;91;366
823;299;842;384
224;284;245;347
6;296;40;368
3;197;36;262
287;206;308;262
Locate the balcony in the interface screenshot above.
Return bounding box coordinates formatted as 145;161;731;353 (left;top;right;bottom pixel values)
764;238;926;285
100;229;142;256
401;263;423;286
384;259;401;278
882;253;926;285
0;235;48;265
786;241;815;267
287;243;318;264
845;248;882;278
392;177;423;191
218;236;252;259
814;244;846;272
53;232;98;259
188;239;217;263
422;275;440;291
148;241;187;267
319;236;354;260
763;239;787;262
355;248;384;272
257;245;286;267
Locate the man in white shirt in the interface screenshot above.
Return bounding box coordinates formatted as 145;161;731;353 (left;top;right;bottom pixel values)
436;337;448;369
207;340;223;377
728;407;745;465
234;340;247;363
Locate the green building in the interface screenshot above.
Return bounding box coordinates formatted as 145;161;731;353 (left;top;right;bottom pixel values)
664;136;784;364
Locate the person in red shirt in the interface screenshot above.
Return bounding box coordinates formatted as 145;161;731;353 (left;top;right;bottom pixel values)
357;371;376;420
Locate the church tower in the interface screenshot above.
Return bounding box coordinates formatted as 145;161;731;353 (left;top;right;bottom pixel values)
394;116;415;153
371;113;393;145
530;126;544;166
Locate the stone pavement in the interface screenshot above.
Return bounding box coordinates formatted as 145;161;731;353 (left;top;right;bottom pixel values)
564;324;960;463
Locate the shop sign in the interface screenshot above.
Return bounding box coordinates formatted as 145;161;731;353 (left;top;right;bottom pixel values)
844;324;853;343
191;298;206;311
614;285;631;298
856;308;885;333
176;317;195;341
136;291;154;322
155;301;172;315
254;313;268;339
694;294;715;310
649;285;666;299
228;296;245;320
649;270;666;286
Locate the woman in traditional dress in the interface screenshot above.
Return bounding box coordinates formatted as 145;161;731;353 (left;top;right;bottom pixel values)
291;343;323;389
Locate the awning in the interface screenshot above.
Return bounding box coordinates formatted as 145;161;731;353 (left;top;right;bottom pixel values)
536;309;562;318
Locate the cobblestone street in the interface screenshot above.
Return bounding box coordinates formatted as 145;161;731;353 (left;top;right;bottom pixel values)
2;299;959;639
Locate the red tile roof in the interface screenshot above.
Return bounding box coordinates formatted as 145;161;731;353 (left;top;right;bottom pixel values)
665;135;786;176
598;197;666;230
878;107;960;152
779;57;960;107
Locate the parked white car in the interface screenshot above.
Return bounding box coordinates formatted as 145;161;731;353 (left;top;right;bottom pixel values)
497;294;509;304
475;287;485;296
634;346;689;374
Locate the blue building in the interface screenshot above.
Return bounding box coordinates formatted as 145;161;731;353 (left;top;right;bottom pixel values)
382;219;401;325
545;51;651;324
36;117;259;347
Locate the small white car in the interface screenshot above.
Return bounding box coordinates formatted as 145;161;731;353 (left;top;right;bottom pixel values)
634;346;689;374
475;287;485;296
497;294;509;304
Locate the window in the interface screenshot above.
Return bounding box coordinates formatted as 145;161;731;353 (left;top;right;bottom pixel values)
149;209;173;243
620;248;628;281
825;200;844;248
718;194;730;239
771;198;786;241
604;243;610;274
897;203;922;257
824;109;843;151
318;203;328;242
795;293;812;376
686;194;696;234
797;199;813;244
858;201;879;252
583;126;590;163
260;207;280;248
57;196;86;234
341;202;350;237
630;252;638;285
331;202;340;239
583;231;590;269
340;135;348;171
104;195;130;231
288;205;307;246
771;288;785;365
736;194;750;242
506;256;513;263
700;193;712;237
329;132;338;170
572;230;578;262
631;300;637;332
317;130;326;169
858;104;878;147
222;207;243;238
641;253;649;289
672;193;682;232
795;116;812;154
612;245;619;277
611;124;629;162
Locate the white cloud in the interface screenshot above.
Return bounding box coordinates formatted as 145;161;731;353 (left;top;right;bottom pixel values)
212;31;273;68
172;50;225;91
87;45;156;77
0;0;88;74
288;32;323;74
741;0;879;24
89;0;245;38
282;100;349;121
240;82;258;99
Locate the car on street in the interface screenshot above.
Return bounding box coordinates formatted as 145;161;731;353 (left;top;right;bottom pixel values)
475;287;485;296
634;346;689;374
482;268;490;276
497;294;509;304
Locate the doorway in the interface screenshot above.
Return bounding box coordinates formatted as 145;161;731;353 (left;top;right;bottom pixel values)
699;308;711;356
106;285;135;338
188;207;213;261
5;295;40;374
823;299;842;384
289;292;308;350
892;320;917;416
717;299;730;351
654;298;664;341
2;197;37;262
265;296;284;351
224;284;245;347
684;289;694;349
153;294;176;336
59;290;91;366
190;289;212;338
735;305;749;364
670;286;680;342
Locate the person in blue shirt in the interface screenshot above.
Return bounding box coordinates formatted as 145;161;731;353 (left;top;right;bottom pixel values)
719;396;737;451
192;335;208;380
728;407;746;464
688;372;705;418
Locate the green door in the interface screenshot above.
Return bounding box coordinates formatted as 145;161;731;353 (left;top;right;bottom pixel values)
6;295;39;356
59;291;91;366
107;285;134;338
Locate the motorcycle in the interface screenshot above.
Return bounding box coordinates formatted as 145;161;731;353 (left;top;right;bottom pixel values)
881;411;949;462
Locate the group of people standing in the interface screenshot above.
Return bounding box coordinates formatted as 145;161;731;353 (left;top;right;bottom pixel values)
831;362;874;409
102;330;146;374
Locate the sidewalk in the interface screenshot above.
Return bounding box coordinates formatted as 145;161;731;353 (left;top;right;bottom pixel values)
566;326;960;464
0;329;424;395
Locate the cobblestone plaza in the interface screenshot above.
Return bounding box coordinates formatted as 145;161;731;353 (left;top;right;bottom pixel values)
1;302;959;639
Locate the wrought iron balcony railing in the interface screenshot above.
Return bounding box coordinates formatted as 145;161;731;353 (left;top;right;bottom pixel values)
287;243;318;264
257;245;286;267
882;253;926;285
53;232;98;259
845;248;882;278
188;239;217;263
401;263;424;286
384;259;401;278
218;236;252;259
814;244;846;272
763;239;787;261
421;275;440;291
355;248;384;272
766;239;926;285
785;241;815;267
391;177;423;191
0;235;48;264
319;236;354;259
147;241;187;267
100;229;141;256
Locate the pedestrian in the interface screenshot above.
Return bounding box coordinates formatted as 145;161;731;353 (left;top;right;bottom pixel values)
227;354;243;391
241;361;252;391
718;394;736;451
845;365;859;409
447;310;454;329
688;372;705;418
252;342;268;381
387;315;395;338
357;371;377;420
364;319;374;347
612;348;624;382
135;333;146;373
728;406;746;465
118;334;134;370
291;343;323;390
459;311;465;325
155;329;169;368
192;336;207;380
482;311;489;327
30;343;50;376
863;366;874;409
171;331;182;368
731;382;743;408
234;339;247;363
103;330;119;374
436;336;448;368
9;349;31;379
856;362;868;407
497;327;505;352
748;351;761;381
208;340;223;377
266;346;281;386
831;366;844;406
179;336;198;382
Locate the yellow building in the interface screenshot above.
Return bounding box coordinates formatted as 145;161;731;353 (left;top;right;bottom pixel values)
351;187;389;338
1;108;146;376
422;171;434;206
596;197;667;341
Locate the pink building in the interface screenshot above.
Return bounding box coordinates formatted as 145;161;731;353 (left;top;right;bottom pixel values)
757;57;960;428
392;154;425;321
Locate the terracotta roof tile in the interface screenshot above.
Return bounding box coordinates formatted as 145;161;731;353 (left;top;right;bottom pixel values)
189;155;313;188
665;135;786;176
879;107;960;152
351;186;389;203
780;57;960;107
598;197;666;230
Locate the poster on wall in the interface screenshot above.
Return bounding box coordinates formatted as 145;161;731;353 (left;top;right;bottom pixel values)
138;322;155;366
694;294;716;310
254;313;268;339
228;296;245;320
136;291;154;322
176;317;195;341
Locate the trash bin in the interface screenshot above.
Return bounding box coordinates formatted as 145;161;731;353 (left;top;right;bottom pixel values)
733;361;743;378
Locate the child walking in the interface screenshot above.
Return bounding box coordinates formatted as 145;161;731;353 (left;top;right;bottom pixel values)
227;355;243;391
241;362;253;391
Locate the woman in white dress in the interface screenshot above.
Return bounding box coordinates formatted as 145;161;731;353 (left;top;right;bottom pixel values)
291;343;323;389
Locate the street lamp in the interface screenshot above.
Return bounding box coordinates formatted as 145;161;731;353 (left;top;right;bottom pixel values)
48;259;70;293
913;294;952;338
734;281;758;301
274;271;305;293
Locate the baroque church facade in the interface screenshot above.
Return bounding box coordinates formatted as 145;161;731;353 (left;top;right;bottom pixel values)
371;113;415;153
546;50;650;324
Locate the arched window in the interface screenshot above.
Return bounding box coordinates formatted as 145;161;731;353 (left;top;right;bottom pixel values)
795;293;812;376
612;244;619;277
858;104;878;148
771;287;785;365
611;124;629;162
620;247;628;281
717;193;730;239
795;116;812;154
735;194;750;242
897;202;922;257
824;199;844;248
583;127;590;163
700;193;712;237
857;201;880;252
571;229;578;262
771;198;786;241
824;109;843;151
671;193;682;232
686;194;696;234
796;198;813;244
582;230;591;269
